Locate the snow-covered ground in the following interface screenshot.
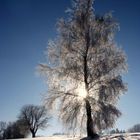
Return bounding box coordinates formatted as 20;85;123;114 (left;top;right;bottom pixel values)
9;136;78;140
8;133;140;140
101;133;140;140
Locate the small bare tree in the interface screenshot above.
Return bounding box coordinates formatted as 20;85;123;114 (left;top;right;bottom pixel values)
39;0;127;138
0;121;6;133
18;105;50;137
0;122;6;140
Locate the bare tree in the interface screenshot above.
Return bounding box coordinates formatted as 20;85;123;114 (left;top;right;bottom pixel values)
18;105;50;137
0;122;6;140
3;121;28;139
39;0;127;138
0;121;6;133
16;119;30;137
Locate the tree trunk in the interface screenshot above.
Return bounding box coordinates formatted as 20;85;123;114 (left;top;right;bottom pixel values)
32;132;35;138
30;129;36;138
85;99;99;139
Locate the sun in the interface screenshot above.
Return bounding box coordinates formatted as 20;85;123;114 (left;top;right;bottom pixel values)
76;83;87;99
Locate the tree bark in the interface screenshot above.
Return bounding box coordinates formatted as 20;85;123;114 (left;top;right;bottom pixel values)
85;99;99;139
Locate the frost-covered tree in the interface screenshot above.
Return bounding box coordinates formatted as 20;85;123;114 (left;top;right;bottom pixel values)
39;0;127;138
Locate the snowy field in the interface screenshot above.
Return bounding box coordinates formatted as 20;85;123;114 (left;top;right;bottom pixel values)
101;133;140;140
8;133;140;140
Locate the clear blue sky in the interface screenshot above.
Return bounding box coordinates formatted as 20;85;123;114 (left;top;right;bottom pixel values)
0;0;140;136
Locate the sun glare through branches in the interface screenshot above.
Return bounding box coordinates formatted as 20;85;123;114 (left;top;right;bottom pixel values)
76;83;87;100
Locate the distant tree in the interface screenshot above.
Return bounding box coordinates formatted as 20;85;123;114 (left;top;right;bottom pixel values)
110;129;116;134
122;130;126;133
0;121;6;140
115;128;120;133
18;105;50;138
3;121;28;139
128;124;140;133
39;0;127;138
110;128;125;134
3;122;12;139
53;132;65;136
16;119;30;137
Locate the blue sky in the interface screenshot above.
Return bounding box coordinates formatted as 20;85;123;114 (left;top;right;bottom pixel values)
0;0;140;136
